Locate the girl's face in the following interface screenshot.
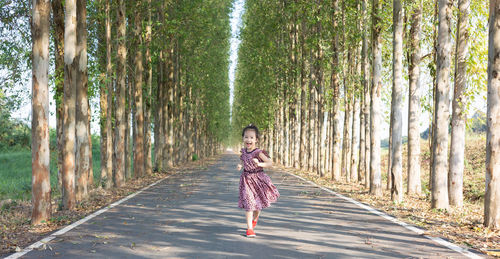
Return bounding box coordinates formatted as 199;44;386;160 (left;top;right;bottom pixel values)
243;129;258;150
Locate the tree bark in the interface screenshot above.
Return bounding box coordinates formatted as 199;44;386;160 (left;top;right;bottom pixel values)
102;0;113;188
75;0;90;202
370;0;382;196
431;0;452;209
62;0;77;210
408;0;422;195
331;0;342;181
351;93;360;182
114;0;127;187
485;0;500;229
359;0;368;184
133;0;145;178
31;0;52;224
391;0;403;202
51;0;64;195
144;0;153;175
449;0;470;207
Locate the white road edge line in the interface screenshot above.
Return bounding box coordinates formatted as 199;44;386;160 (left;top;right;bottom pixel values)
4;178;166;259
285;172;483;259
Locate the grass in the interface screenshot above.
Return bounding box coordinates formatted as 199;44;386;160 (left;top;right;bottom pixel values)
0;136;102;201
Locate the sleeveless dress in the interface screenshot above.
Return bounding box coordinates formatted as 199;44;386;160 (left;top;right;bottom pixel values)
238;148;280;211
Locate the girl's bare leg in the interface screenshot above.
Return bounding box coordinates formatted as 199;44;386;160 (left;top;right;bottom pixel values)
246;210;253;229
253;210;260;221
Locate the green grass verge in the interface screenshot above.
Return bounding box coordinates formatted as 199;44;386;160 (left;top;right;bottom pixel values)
0;136;102;201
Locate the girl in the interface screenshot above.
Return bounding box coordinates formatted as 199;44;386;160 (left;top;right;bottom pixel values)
237;124;280;237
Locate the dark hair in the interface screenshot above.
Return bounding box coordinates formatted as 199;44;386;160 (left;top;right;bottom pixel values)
242;124;260;139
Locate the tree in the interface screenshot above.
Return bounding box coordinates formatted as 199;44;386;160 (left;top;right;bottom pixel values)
31;0;51;224
485;0;500;229
431;0;452;210
133;0;145;178
331;0;342;182
62;0;77;210
144;0;153;176
407;0;422;195
100;0;113;188
51;0;64;194
114;0;126;187
449;0;470;207
391;0;403;202
370;0;382;196
75;0;90;201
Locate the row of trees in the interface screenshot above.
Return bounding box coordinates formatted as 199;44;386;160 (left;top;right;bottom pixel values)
30;0;231;224
232;0;498;228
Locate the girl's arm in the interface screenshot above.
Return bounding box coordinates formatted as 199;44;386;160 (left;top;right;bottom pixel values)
253;152;273;168
237;163;242;170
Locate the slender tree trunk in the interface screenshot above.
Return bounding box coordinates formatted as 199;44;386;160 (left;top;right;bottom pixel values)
75;0;90;202
300;22;308;169
484;0;500;229
62;0;77;209
103;0;113;188
114;0;126;187
51;0;64;195
125;35;133;180
342;86;352;182
408;0;422;195
154;50;164;170
351;93;360;182
431;0;452;210
363;0;371;188
449;0;470;207
133;1;145;178
331;0;342;181
144;0;153;175
390;0;403;202
370;0;382;196
359;0;368;183
167;42;175;167
31;0;51;224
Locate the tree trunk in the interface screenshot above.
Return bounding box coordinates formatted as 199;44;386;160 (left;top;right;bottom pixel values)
114;0;127;187
431;0;452;210
62;0;77;209
51;0;64;195
144;0;153;175
390;0;403;202
351;93;360;182
102;0;113;188
133;1;145;178
484;0;500;229
300;22;308;169
154;50;164;171
75;0;90;202
342;86;352;182
370;0;382;196
449;0;470;207
407;0;422;195
331;0;342;182
358;0;368;184
125;31;133;180
31;0;52;224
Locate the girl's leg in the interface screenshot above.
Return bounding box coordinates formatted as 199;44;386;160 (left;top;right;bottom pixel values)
253;210;260;221
246;210;254;229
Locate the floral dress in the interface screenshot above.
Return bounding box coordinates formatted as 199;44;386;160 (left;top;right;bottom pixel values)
238;148;280;211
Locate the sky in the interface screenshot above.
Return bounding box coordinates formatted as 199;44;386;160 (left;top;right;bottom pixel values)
229;0;245;119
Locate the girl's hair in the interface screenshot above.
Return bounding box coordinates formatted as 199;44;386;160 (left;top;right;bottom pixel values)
242;124;260;139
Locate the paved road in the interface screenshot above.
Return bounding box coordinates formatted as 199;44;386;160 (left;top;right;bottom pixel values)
15;153;480;258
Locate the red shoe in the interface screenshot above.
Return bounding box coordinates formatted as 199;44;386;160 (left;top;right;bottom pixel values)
252;218;258;229
246;229;256;237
